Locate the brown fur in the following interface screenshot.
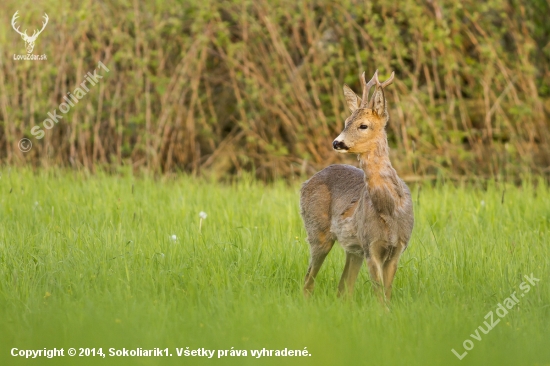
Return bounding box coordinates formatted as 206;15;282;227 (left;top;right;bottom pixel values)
300;70;414;303
341;200;358;219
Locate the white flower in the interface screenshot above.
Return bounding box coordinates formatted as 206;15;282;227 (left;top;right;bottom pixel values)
481;200;485;206
170;235;177;242
198;211;207;234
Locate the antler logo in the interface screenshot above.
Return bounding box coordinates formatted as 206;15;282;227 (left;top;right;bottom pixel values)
11;11;49;54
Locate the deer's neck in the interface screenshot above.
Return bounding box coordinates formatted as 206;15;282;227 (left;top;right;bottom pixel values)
359;132;403;215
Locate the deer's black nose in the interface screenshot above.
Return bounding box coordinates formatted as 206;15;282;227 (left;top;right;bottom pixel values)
333;140;348;150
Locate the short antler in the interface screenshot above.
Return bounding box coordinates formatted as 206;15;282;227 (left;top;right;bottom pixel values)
367;71;395;109
360;70;378;108
374;71;395;88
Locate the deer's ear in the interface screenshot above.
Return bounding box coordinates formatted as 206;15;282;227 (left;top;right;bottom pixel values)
343;84;361;113
371;87;387;118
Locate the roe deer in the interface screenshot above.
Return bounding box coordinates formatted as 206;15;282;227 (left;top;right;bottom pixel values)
300;70;414;303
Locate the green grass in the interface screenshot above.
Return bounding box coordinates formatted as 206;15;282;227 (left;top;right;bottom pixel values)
0;168;549;365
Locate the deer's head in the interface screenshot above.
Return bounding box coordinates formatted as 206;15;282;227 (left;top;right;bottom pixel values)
11;11;49;54
333;70;394;154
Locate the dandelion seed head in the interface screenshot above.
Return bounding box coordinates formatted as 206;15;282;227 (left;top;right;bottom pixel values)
481;200;486;206
199;211;207;219
170;234;177;242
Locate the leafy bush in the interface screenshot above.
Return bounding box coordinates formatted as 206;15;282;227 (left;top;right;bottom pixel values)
1;0;549;180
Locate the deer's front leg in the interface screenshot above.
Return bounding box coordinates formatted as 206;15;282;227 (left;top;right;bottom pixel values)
366;241;387;305
382;241;407;301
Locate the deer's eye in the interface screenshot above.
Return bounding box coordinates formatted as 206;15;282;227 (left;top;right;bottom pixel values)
359;125;368;130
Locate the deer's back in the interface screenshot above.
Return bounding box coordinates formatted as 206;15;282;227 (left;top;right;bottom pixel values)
300;165;365;238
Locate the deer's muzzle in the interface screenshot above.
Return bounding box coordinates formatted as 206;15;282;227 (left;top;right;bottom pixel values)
333;140;349;151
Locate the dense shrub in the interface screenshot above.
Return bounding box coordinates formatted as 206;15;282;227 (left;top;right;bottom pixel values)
1;0;549;180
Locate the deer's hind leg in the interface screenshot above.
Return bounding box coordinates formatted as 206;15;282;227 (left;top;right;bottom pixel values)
303;229;334;297
337;252;363;297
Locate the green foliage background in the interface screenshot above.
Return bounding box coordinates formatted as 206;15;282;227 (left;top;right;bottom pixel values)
0;0;549;180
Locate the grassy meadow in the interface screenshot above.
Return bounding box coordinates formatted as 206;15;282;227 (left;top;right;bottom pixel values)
0;168;549;365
